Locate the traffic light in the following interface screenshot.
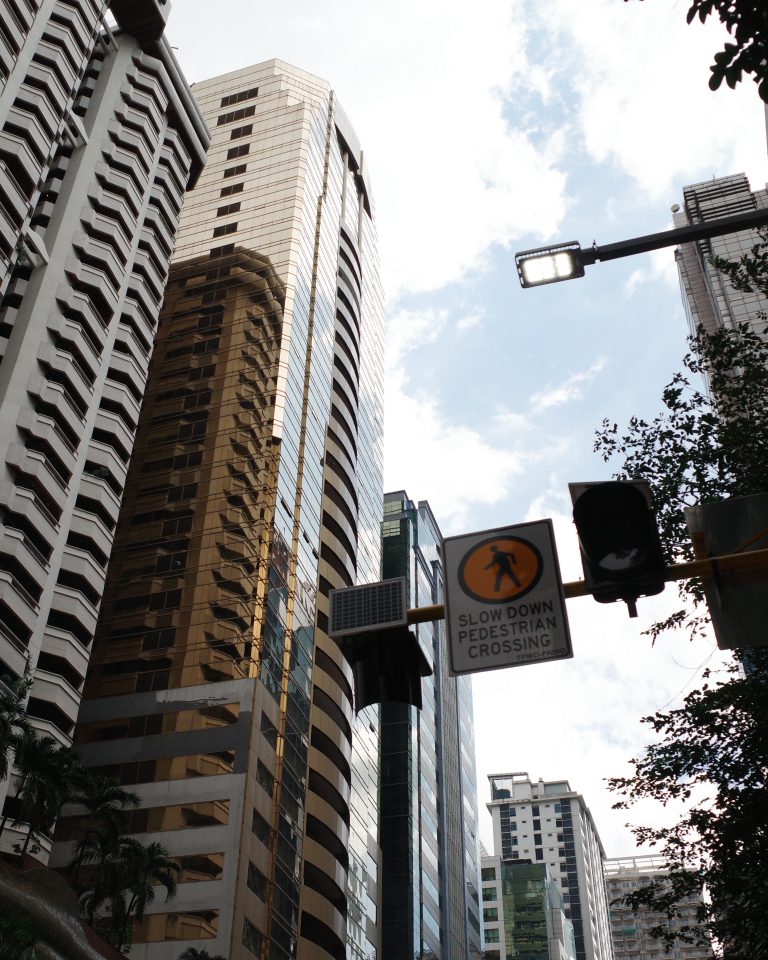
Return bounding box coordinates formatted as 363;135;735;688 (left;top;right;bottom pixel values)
570;480;666;617
329;579;432;711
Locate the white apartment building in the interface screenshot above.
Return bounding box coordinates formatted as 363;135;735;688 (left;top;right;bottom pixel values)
487;773;614;960
0;0;208;848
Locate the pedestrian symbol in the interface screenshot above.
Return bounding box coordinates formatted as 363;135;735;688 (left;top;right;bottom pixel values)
459;535;543;603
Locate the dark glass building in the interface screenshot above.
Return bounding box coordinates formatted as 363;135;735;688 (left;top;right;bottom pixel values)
380;491;482;960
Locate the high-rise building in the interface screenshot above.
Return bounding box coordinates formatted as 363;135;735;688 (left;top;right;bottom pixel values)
487;774;614;960
52;59;385;960
605;855;713;960
380;491;481;960
480;852;576;960
0;0;207;830
673;174;768;341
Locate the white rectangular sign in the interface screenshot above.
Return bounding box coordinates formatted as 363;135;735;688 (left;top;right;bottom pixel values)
443;519;572;676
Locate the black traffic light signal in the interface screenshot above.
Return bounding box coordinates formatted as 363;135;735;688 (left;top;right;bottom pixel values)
338;626;432;712
570;480;666;617
328;579;432;712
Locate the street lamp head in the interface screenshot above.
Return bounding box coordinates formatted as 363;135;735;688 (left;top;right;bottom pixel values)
514;242;585;288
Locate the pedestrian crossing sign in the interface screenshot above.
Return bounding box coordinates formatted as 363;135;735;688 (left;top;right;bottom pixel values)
442;519;572;676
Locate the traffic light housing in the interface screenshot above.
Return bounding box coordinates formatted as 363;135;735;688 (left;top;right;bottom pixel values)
328;579;432;712
570;480;666;617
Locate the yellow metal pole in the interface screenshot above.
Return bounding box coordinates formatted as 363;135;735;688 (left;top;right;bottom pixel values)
406;547;768;625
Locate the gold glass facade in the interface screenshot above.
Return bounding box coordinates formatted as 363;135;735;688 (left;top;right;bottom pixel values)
53;60;384;960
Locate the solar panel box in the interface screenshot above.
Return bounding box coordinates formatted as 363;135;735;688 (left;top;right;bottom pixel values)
328;578;408;638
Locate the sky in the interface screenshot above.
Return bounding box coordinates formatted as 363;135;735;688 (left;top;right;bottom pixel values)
166;1;768;860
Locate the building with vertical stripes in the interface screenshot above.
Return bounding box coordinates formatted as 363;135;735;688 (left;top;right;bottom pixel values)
673;173;768;342
486;774;614;960
0;0;207;845
54;59;385;960
380;491;482;960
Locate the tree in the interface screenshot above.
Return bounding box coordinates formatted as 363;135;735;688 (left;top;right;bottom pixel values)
176;949;228;960
594;318;768;643
67;774;138;887
594;237;768;957
0;726;76;858
0;663;33;783
0;910;38;959
625;0;768;102
608;651;768;958
81;837;180;952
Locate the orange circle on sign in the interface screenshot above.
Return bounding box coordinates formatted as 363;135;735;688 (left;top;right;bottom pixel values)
459;536;543;603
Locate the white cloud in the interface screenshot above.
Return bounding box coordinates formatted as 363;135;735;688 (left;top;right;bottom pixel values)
456;310;484;332
624;247;682;298
529;356;608;412
536;0;768;201
169;0;570;301
386;306;448;369
383;379;523;533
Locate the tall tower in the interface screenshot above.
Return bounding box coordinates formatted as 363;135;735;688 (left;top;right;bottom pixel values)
605;855;713;960
380;491;482;960
0;0;207;835
54;60;385;960
673;174;768;341
486;774;614;960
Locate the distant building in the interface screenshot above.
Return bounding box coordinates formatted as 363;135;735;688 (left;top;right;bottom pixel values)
487;774;614;960
673;173;768;342
0;0;207;845
605;855;714;960
380;491;482;959
480;852;576;960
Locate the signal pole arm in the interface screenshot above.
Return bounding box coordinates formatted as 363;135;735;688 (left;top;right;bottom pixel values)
406;547;768;625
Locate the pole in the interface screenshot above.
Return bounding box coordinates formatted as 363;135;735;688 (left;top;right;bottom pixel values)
406;547;768;625
580;207;768;267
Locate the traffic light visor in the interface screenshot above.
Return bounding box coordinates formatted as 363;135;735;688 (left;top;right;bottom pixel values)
573;482;659;578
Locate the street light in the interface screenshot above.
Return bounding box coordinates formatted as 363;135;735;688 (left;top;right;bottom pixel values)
515;206;768;288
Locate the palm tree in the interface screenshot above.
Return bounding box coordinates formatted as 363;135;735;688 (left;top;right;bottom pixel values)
0;666;33;783
67;774;138;887
81;837;180;951
9;727;76;860
176;949;228;960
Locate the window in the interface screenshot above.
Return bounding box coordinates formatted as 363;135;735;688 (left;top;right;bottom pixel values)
223;162;247;178
483;907;498;922
482;888;496;902
485;929;500;943
252;810;271;845
226;143;249;160
220;182;244;197
217;105;255;126
221;86;258;107
230;124;253;140
216;202;241;217
481;867;496;881
260;712;278;750
256;761;274;796
242;918;263;955
212;222;237;237
247;862;267;900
